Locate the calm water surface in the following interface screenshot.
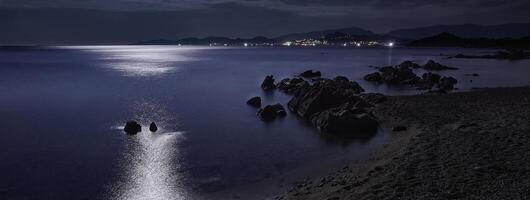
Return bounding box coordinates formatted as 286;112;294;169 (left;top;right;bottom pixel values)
0;46;529;200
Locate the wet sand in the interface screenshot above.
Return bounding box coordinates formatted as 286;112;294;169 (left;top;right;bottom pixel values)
277;86;530;200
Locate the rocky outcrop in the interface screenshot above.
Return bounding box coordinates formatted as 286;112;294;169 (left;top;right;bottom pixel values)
277;78;309;94
311;102;378;134
261;75;276;90
300;70;322;78
254;72;383;136
124;121;142;135
397;60;421;69
246;96;261;107
363;72;382;82
423;60;458;70
286;76;379;135
378;66;420;84
363;61;459;93
288;77;365;119
257;103;287;121
438;76;458;90
416;72;441;90
149;122;158;132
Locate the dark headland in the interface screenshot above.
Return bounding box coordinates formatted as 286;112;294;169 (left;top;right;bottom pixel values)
276;86;530;199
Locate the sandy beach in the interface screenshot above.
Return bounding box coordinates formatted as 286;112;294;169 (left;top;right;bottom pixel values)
278;86;530;200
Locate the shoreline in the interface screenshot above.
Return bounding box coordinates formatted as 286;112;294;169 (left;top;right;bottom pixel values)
277;86;530;199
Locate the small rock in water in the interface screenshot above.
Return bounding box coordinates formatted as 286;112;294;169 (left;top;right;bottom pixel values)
124;121;142;135
246;96;262;107
261;75;276;90
392;126;407;132
300;70;322;78
149;122;158;132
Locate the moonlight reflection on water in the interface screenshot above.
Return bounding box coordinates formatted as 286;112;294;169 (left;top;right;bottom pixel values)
111;100;188;200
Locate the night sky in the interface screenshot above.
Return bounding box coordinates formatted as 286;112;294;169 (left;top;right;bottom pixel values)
1;0;530;44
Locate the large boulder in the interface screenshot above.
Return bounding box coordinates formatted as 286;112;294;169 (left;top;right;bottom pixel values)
379;66;420;84
288;77;365;119
423;60;458;70
300;70;322;78
124;121;142;135
311;102;379;134
261;75;276;90
397;60;421;69
438;76;458;90
246;96;261;107
363;72;382;82
257;104;287;121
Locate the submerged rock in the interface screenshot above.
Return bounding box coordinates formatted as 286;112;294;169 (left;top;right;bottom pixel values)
261;75;276;90
246;96;262;107
300;70;322;78
149;122;158;132
124;121;142;135
423;60;458;71
257;104;287;121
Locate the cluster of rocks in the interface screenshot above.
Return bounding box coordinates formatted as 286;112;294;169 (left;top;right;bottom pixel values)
363;60;459;92
124;121;158;135
250;73;387;136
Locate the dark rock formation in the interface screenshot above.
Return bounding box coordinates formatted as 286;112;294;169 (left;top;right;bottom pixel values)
257;104;287;121
397;61;421;69
379;66;420;84
364;72;382;82
311;102;379;134
246;96;262;107
261;75;276;90
288;77;365;119
300;70;322;78
277;78;309;94
416;72;441;90
422;60;458;71
149;122;158;132
124;121;142;135
438;76;458;90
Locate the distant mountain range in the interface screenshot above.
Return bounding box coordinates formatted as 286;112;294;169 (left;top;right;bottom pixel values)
135;22;530;46
388;23;530;39
408;32;530;48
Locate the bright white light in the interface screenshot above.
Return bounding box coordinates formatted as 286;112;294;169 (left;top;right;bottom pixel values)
283;41;292;46
343;43;347;47
356;43;361;47
388;42;394;47
244;43;248;47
